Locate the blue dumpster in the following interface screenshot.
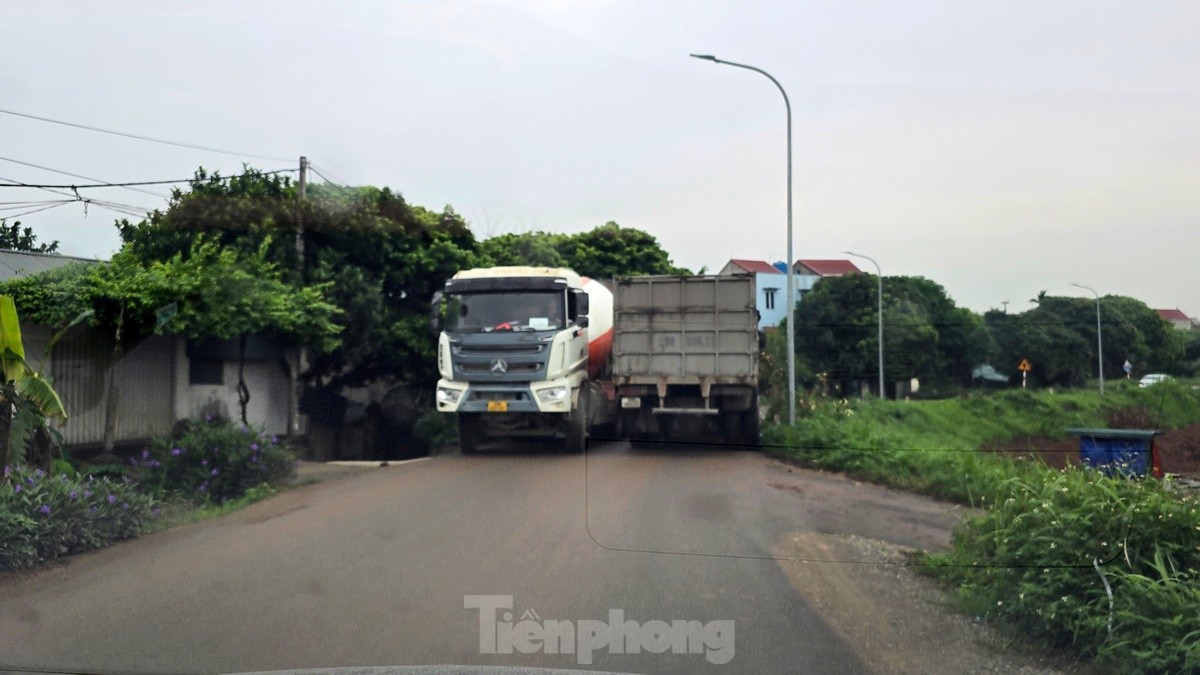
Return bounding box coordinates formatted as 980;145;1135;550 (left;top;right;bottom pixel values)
1066;428;1162;478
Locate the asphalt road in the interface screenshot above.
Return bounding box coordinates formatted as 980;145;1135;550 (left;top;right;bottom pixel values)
0;441;968;675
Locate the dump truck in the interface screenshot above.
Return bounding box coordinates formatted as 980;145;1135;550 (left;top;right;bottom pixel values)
432;267;759;451
611;274;760;446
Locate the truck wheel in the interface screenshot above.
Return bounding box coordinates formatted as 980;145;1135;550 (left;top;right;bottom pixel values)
565;390;588;454
741;410;761;448
565;413;587;453
721;412;743;446
458;414;483;455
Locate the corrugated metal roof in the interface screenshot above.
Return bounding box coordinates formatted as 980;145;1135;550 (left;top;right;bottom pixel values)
0;249;99;282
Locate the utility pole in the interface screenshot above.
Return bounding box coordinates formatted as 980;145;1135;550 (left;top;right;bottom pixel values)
296;156;307;265
289;156;308;437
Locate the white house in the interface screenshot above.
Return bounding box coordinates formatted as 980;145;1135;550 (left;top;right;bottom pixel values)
719;258;862;327
1156;308;1198;331
2;249;296;450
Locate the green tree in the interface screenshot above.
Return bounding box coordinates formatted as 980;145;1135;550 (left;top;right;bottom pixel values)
1;238;341;436
556;221;689;278
795;274;987;394
115;168;479;389
478;232;566;268
0;220;58;253
984;294;1181;387
478;223;689;278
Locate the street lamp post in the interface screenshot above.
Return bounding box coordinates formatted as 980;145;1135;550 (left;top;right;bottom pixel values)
690;53;796;425
1070;282;1104;395
846;252;884;398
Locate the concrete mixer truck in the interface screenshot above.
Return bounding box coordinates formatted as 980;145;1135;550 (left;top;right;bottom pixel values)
431;266;760;452
431;267;614;453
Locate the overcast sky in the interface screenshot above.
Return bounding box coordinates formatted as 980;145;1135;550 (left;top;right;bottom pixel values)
3;1;1197;315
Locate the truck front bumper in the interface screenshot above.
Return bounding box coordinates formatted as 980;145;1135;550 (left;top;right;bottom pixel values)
436;378;574;414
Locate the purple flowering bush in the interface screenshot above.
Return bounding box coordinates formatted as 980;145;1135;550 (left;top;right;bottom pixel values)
1;464;155;571
134;418;295;503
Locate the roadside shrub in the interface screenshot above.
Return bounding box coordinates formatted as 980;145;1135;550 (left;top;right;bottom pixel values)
411;410;454;453
766;387;1200;673
1;464;156;572
1099;554;1200;673
134;418;296;503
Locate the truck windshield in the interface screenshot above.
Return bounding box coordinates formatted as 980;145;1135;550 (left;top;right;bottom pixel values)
444;291;565;332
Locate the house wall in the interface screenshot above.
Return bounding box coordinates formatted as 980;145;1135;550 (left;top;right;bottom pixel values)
754;272;822;327
48;328;176;447
171;338;291;435
29;324;292;449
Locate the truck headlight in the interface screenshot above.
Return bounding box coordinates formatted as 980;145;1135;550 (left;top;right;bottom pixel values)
536;386;569;403
436;386;462;404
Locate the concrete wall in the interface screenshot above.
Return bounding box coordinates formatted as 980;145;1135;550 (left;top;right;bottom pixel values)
171;338;291;435
755;273;821;327
31;324;292;448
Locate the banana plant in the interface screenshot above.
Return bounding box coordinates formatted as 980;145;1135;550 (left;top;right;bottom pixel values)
0;295;91;470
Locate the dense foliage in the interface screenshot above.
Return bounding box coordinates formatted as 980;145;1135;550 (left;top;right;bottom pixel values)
133;418;296;504
0;239;340;352
0;220;59;253
789;273;1183;394
115;169;480;389
763;383;1200;673
985;295;1183;388
1;464;156;571
793;273;990;393
476;222;689;279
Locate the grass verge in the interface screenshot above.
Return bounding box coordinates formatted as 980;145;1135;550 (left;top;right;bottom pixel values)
763;383;1200;674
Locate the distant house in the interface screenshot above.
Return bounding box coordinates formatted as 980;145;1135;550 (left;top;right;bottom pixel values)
795;259;862;277
1156;309;1198;331
719;257;862;327
0;249;294;450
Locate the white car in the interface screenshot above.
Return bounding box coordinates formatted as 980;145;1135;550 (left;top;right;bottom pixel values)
1138;373;1171;388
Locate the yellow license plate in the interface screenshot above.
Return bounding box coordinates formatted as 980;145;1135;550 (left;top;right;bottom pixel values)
487;400;508;412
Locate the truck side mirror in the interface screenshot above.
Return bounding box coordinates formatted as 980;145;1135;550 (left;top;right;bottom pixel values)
429;291;443;335
577;316;589;328
576;290;589;316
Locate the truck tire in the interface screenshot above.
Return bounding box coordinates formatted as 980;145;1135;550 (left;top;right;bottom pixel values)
565;414;586;453
741;410;761;448
565;391;588;454
458;414;484;455
720;411;743;446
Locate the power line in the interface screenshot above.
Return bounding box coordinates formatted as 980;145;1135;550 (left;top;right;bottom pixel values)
0;201;74;220
0;155;170;199
308;163;350;188
0;167;297;190
0;175;155;220
0;107;294;163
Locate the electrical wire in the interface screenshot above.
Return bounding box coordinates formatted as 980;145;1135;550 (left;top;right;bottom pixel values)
0;167;297;190
309;163;350;188
0;155;170;199
0;175;155;220
0;107;294;163
0;201;74;219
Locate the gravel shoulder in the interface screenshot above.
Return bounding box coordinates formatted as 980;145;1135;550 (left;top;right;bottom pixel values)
772;523;1101;674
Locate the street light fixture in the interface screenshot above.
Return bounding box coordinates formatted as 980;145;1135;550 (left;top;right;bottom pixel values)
845;252;884;398
1070;282;1104;395
690;53;796;424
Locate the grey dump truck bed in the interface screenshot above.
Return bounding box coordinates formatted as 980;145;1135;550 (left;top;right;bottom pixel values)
613;274;758;384
612;275;760;445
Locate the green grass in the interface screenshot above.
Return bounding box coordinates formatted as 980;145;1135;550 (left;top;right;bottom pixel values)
144;483;280;532
763;382;1200;673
